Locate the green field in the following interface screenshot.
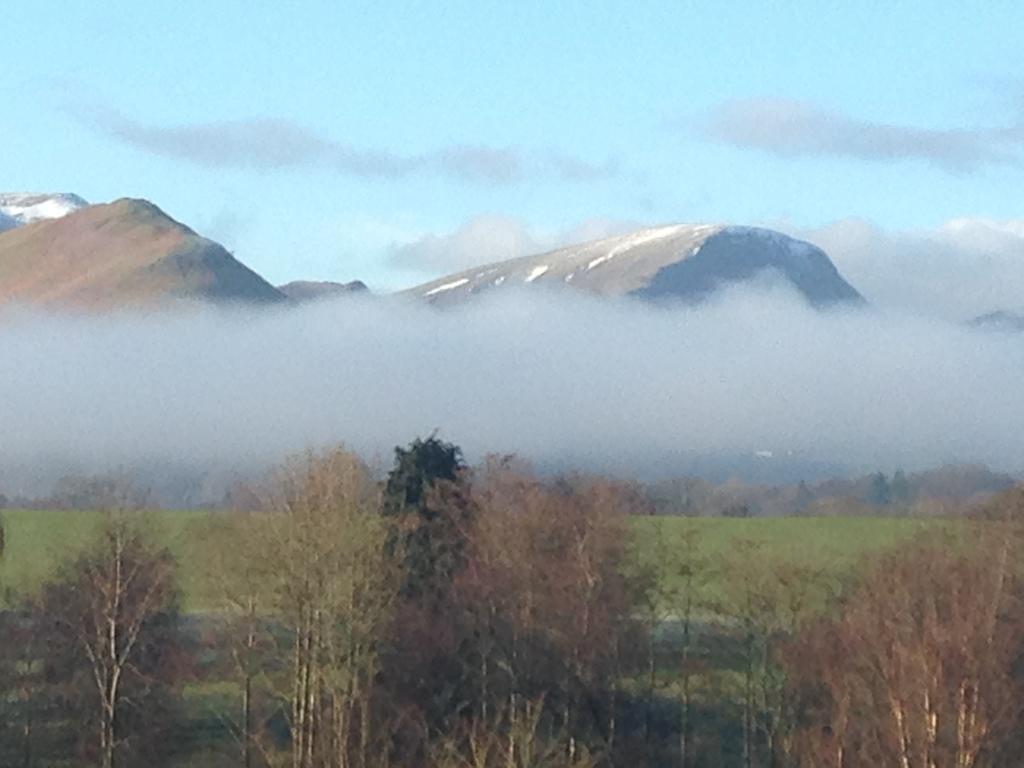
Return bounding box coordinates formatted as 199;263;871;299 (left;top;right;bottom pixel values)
632;514;941;570
631;515;957;615
0;509;938;611
0;509;220;609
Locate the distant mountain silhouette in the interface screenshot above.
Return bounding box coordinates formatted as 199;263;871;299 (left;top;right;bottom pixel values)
278;279;369;302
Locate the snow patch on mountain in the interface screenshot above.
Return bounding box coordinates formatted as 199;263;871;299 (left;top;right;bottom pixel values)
424;277;470;296
0;193;88;227
525;265;549;282
587;224;688;270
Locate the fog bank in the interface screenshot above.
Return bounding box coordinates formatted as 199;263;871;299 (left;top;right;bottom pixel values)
2;287;1022;498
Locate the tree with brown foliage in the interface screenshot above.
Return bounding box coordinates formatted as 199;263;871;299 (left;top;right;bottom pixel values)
784;528;1024;768
454;461;641;765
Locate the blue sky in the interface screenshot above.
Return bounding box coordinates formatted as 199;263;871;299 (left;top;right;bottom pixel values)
4;0;1022;290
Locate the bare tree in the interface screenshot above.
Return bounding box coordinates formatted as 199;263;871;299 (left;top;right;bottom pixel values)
42;512;179;768
255;447;400;768
428;697;599;768
462;464;638;765
784;528;1024;768
205;508;279;768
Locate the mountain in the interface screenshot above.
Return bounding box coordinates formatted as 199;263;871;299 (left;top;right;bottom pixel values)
0;192;87;227
278;279;369;302
0;198;286;308
406;224;864;307
970;310;1024;332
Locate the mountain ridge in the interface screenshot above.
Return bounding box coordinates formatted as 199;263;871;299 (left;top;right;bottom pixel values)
404;223;864;308
0;197;285;308
278;279;369;302
0;192;868;311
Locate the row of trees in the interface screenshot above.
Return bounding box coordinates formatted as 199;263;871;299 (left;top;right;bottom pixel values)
1;442;1023;767
647;465;1015;519
211;445;644;767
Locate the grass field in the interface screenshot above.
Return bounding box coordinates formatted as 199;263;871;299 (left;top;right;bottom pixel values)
0;509;219;609
0;509;940;612
631;515;957;613
632;514;941;569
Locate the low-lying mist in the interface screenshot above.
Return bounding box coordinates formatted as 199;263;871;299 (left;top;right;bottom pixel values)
2;286;1022;500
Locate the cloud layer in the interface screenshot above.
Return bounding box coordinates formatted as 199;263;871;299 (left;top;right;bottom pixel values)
796;217;1024;319
2;288;1023;502
703;98;1023;173
77;105;616;186
385;213;1024;321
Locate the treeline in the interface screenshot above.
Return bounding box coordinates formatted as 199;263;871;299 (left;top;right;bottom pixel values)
6;460;1013;519
1;438;1023;767
647;464;1015;518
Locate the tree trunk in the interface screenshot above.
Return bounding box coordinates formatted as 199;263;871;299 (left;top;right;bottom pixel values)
101;691;116;768
680;591;692;768
743;625;754;768
21;677;34;768
243;595;256;768
645;629;655;743
243;670;253;768
608;633;619;753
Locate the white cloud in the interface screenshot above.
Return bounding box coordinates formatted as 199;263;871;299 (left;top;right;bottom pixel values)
387;215;544;273
386;215;641;275
74;104;617;187
703;98;1023;173
795;217;1024;319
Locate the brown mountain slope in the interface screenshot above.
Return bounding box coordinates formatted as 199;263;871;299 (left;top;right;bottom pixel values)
0;198;285;308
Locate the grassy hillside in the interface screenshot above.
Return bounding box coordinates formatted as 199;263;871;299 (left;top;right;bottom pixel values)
0;510;934;612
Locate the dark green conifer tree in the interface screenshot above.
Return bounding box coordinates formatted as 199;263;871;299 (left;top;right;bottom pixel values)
381;435;473;597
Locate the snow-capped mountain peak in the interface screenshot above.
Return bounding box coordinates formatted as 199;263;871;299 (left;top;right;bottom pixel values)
406;223;865;308
0;192;88;229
